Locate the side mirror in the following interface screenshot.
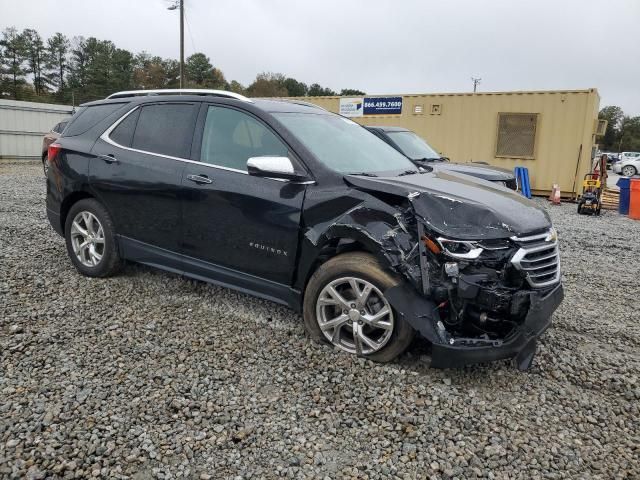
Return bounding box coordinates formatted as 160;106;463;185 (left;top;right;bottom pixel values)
247;156;308;182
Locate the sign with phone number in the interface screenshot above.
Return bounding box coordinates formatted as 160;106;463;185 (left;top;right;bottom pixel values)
363;97;403;115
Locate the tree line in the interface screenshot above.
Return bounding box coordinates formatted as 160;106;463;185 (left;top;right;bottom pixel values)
0;26;365;105
598;106;640;153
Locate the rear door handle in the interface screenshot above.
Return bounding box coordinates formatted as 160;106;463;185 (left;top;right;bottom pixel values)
187;174;213;185
99;154;119;164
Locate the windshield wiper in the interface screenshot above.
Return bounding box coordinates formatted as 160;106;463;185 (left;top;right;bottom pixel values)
397;169;419;176
347;172;378;177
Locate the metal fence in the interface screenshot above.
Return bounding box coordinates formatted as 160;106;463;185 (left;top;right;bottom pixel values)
0;100;74;159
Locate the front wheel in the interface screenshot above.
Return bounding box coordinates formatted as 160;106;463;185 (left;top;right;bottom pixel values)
622;165;637;177
64;198;122;277
303;252;415;362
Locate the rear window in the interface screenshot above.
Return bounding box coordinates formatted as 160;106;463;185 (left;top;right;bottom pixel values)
131;103;197;158
51;121;68;134
387;131;441;160
64;103;126;137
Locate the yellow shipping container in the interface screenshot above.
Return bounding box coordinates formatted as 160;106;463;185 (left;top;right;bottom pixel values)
290;89;601;197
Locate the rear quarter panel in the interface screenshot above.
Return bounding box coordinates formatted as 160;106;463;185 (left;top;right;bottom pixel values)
46;137;94;232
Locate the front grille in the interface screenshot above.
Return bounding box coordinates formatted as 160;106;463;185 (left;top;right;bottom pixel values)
510;230;560;288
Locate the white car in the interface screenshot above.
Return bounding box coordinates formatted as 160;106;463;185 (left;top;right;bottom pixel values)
613;151;640;176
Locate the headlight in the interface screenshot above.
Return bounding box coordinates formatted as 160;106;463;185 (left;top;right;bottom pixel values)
545;227;558;243
436;237;484;260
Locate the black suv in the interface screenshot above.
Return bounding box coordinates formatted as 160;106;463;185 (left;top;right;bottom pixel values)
46;89;563;369
366;126;518;190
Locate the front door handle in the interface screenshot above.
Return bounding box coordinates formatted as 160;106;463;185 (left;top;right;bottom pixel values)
187;174;213;185
99;154;119;164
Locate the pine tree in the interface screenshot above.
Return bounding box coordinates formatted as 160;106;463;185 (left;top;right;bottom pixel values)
22;28;47;95
46;32;70;98
0;27;27;99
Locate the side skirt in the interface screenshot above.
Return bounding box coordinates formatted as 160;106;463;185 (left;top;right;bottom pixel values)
118;236;302;311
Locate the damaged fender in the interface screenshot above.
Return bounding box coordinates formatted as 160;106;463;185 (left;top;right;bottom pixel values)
295;189;423;292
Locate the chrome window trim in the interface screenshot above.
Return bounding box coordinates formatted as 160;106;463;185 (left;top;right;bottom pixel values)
99;106;314;183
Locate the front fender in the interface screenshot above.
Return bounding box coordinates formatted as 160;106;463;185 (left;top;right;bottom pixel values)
294;201;422;293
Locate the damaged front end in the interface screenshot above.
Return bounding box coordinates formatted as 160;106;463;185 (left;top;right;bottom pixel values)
304;172;564;370
386;223;564;370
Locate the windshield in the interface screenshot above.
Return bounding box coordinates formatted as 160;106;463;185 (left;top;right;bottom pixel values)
273;113;416;175
387;131;441;160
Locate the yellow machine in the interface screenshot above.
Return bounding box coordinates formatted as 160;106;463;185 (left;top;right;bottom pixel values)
577;174;602;215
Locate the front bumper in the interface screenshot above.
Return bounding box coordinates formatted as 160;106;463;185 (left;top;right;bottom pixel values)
386;282;564;370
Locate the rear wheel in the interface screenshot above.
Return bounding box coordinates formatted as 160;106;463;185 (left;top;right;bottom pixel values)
64;198;122;277
622;165;637;177
303;252;414;362
43;155;49;177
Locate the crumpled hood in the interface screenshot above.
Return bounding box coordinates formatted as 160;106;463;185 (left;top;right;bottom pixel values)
414;161;515;182
345;170;551;240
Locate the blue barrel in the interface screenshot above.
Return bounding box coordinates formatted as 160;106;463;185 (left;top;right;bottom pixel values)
617;177;631;214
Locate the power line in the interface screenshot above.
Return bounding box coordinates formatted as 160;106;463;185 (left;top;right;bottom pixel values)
183;8;197;54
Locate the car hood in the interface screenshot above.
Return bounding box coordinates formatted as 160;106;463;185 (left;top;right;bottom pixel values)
414;160;515;182
345;170;551;240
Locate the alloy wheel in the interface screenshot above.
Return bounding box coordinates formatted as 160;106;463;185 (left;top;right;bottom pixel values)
70;211;105;267
43;158;49;177
315;276;394;355
622;165;637;177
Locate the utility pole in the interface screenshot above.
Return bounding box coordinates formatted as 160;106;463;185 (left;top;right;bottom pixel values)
168;0;185;88
180;0;184;88
471;77;481;93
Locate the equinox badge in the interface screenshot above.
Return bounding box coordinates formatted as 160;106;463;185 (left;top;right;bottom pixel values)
249;242;288;256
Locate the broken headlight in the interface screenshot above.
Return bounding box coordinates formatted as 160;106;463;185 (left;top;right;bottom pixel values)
436;238;483;260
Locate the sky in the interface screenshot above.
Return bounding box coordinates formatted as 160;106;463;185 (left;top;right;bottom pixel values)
2;0;639;115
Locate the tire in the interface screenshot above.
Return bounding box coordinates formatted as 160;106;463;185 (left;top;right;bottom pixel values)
64;198;122;278
303;252;415;362
43;155;49;177
622;165;637;177
577;203;583;214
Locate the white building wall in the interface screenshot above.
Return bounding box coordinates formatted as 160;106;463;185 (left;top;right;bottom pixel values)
0;100;74;158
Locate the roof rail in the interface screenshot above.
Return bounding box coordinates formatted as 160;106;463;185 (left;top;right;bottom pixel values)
284;99;327;111
256;98;327;111
106;89;252;102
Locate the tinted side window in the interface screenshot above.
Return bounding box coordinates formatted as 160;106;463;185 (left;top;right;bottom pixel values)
65;103;125;137
200;106;288;171
132;104;197;158
109;109;140;148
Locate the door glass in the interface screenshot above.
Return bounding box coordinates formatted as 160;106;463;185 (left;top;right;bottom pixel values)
132;103;197;158
200;106;288;171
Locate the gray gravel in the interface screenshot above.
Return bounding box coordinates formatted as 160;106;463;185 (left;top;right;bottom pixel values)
1;159;639;479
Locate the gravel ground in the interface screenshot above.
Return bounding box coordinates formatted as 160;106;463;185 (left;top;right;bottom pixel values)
1;160;639;479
